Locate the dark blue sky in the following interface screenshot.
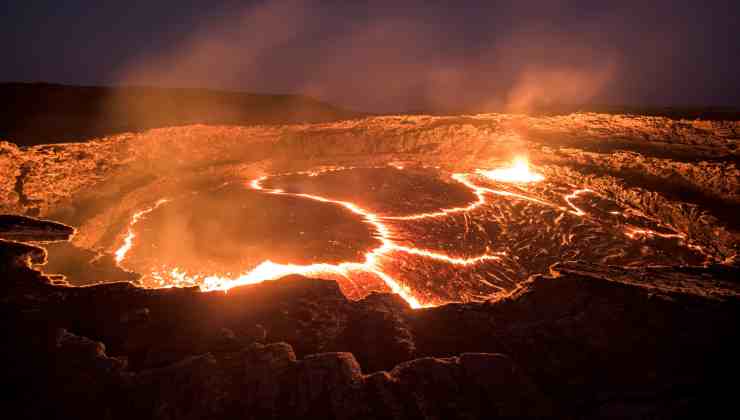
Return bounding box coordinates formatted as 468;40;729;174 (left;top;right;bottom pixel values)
2;0;738;111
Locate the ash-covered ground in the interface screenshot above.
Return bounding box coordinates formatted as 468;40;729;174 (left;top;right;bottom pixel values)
2;113;739;418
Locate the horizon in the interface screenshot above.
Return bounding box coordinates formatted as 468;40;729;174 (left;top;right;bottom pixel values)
3;81;739;117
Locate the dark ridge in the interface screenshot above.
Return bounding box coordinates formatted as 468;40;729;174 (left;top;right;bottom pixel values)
0;214;75;242
0;82;362;147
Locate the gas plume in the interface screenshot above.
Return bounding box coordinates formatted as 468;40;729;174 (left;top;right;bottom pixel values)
113;0;624;114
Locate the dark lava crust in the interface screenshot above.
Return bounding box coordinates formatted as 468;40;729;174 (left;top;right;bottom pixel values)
2;216;739;419
125;184;379;282
263;166;477;216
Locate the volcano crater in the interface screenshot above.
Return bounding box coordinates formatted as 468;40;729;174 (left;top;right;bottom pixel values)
111;163;712;306
3;113;740;419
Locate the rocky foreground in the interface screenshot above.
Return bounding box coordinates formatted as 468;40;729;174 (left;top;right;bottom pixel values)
2;214;739;419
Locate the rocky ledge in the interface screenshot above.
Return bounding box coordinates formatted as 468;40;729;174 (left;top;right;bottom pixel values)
1;215;738;419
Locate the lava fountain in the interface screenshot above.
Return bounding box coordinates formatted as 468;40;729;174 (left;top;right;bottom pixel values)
477;156;544;183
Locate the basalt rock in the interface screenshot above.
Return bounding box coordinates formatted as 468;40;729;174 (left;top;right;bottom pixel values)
0;214;75;242
99;342;550;419
40;241;141;286
0;238;48;269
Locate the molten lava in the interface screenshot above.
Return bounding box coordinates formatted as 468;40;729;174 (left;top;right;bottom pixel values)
114;199;169;264
114;156;708;308
477;157;544;184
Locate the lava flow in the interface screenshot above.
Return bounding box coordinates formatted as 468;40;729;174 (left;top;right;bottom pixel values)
114;198;169;264
114;157;705;308
199;173;504;308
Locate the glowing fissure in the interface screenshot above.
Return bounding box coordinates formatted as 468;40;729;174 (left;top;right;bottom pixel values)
457;173;561;210
564;189;593;216
234;174;507;307
114;199;169;264
115;157;701;308
624;226;684;240
385;173;488;220
122;168;513;308
386;171;556;222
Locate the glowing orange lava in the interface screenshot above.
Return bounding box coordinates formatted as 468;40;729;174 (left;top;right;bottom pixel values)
564;189;593;216
114;199;169;264
115;169;515;308
114;157;703;308
624;226;684;240
477;156;544;184
113;162;554;308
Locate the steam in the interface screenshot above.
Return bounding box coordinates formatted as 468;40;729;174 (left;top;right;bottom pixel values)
119;0;310;90
114;0;623;114
504;64;616;113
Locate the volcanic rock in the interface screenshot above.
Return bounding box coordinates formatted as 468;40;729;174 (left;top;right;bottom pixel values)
0;214;75;242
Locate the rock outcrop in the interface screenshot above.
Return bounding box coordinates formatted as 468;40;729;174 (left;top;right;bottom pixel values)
0;214;75;242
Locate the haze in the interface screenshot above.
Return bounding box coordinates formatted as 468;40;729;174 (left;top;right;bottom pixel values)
1;0;737;112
